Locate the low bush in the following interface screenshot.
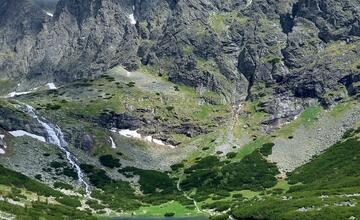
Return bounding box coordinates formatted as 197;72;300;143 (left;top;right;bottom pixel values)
260;143;275;156
54;182;74;190
99;155;121;168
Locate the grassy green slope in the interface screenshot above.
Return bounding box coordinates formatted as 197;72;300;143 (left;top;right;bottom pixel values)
229;128;360;220
0;165;95;219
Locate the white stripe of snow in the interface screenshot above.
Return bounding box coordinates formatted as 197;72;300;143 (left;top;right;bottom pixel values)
119;129;142;139
43;10;53;17
0;149;4;154
5;83;56;98
129;14;136;25
109;136;117;149
117;129;175;149
46;83;57;90
0;135;6;149
245;0;253;8
6;91;32;98
9;130;46;142
5;86;39;98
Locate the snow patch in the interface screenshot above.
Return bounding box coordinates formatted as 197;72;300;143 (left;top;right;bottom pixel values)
5;83;56;98
0;134;7;149
9;130;46;142
0;149;5;154
46;83;57;90
129;14;137;25
6;86;40;98
152;138;167;146
117;129;175;149
6;91;32;98
119;129;142;139
109;136;117;149
245;0;253;8
44;10;54;17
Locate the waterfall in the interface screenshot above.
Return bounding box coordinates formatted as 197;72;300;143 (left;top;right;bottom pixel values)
22;104;91;196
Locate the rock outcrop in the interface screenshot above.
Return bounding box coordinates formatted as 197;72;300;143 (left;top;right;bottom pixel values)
0;0;359;122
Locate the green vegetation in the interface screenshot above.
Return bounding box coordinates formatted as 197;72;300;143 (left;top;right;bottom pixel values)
288;132;360;191
217;128;360;220
0;165;94;219
55;196;81;208
235;137;269;160
276;106;322;137
208;12;249;35
91;181;141;211
260;142;275;156
0;165;61;197
0;201;95;220
53;182;74;190
99;154;121;168
119;167;176;194
19;66;230;147
0;80;16;95
135;201;199;217
181;151;279;201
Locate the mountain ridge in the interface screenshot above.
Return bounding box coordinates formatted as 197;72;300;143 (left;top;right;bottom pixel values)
0;0;359;219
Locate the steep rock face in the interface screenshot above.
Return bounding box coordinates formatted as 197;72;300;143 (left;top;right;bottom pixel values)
0;101;46;137
0;0;46;80
32;0;139;82
0;0;359;122
0;0;138;84
296;0;360;42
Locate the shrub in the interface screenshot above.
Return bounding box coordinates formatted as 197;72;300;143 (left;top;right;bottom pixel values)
56;196;81;208
80;164;95;174
54;182;74;190
89;170;112;188
34;174;42;181
119;167;176;194
342;128;354;139
127;82;136;87
62;167;78;180
86;200;106;210
269;57;281;64
181;151;279;193
50;161;66;169
166;106;174;111
0;165;61;197
99;155;121;169
45;103;62;110
226;152;237;159
170;163;184;171
260;143;275;156
164;212;175;217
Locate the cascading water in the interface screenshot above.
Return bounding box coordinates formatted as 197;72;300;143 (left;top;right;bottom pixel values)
22;104;91;196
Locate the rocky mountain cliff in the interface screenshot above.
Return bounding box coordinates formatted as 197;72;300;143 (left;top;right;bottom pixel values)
1;0;359;123
0;1;360;219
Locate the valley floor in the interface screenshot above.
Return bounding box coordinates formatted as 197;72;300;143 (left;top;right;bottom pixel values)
0;67;359;220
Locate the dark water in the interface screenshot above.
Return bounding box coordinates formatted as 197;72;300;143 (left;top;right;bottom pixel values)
109;217;208;220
